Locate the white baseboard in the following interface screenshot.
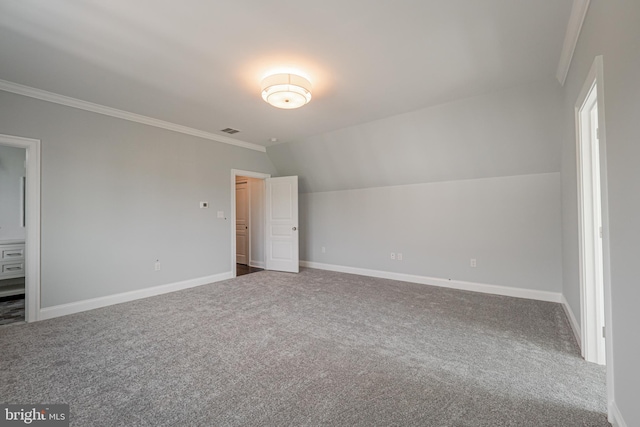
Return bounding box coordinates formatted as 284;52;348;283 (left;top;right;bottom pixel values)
300;261;562;303
609;401;628;427
561;294;582;349
38;272;233;321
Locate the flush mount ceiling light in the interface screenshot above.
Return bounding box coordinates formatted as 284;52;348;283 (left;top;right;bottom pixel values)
261;73;312;109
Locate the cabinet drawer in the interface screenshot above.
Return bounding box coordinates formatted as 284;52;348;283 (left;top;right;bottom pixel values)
1;246;25;261
1;262;24;274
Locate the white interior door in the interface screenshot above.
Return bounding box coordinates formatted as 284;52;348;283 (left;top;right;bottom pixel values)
266;176;299;273
235;181;249;265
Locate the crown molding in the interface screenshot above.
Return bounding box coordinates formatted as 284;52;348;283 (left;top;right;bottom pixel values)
0;79;266;153
556;0;591;86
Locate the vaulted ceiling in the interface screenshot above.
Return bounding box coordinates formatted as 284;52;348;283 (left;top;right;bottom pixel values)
0;0;573;147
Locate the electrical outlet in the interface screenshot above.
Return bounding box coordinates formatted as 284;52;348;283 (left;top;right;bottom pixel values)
217;211;224;219
321;246;326;253
470;258;477;268
155;260;161;271
397;253;403;261
390;252;396;260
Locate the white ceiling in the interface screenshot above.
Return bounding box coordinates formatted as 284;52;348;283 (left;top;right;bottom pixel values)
0;0;573;147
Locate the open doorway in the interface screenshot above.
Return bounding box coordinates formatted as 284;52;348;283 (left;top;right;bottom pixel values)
230;169;300;277
0;144;26;325
234;174;267;277
231;169;270;277
0;134;41;323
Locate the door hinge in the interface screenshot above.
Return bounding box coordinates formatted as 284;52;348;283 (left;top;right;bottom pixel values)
602;326;606;338
596;127;600;140
599;226;603;238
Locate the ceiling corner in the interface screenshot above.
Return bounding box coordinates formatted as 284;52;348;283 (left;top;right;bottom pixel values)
556;0;591;86
0;79;266;153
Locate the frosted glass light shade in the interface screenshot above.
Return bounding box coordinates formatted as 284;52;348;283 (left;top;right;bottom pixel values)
261;73;312;109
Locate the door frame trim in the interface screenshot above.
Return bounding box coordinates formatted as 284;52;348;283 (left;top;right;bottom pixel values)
230;169;271;277
0;133;41;322
576;79;603;364
574;55;614;414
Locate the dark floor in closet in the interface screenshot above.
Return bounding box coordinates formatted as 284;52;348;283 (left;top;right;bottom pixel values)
236;264;264;276
0;294;25;326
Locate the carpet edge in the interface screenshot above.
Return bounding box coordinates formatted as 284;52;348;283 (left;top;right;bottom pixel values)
561;294;582;350
300;260;562;303
38;271;233;321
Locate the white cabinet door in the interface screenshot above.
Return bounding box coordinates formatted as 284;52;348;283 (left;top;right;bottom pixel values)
265;176;299;273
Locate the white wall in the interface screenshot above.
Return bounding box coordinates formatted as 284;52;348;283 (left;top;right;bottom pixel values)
0;144;26;240
301;173;562;292
0;90;277;308
560;2;640;424
269;79;563;294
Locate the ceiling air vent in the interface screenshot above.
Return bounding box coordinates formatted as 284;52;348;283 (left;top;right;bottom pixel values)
220;127;240;134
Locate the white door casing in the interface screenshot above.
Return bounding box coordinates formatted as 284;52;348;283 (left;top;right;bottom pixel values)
235;180;249;265
265;176;299;273
576;56;612;382
577;84;606;365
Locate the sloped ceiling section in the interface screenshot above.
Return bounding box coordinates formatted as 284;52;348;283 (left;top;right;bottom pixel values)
0;0;572;147
266;79;563;193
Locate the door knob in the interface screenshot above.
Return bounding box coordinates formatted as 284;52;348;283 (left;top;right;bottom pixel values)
292;227;297;231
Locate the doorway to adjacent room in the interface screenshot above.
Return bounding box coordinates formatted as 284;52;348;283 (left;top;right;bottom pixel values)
234;174;266;277
0;133;41;323
230;169;300;277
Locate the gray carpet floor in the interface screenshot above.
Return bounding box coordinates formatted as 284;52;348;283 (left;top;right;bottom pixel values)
0;268;608;426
